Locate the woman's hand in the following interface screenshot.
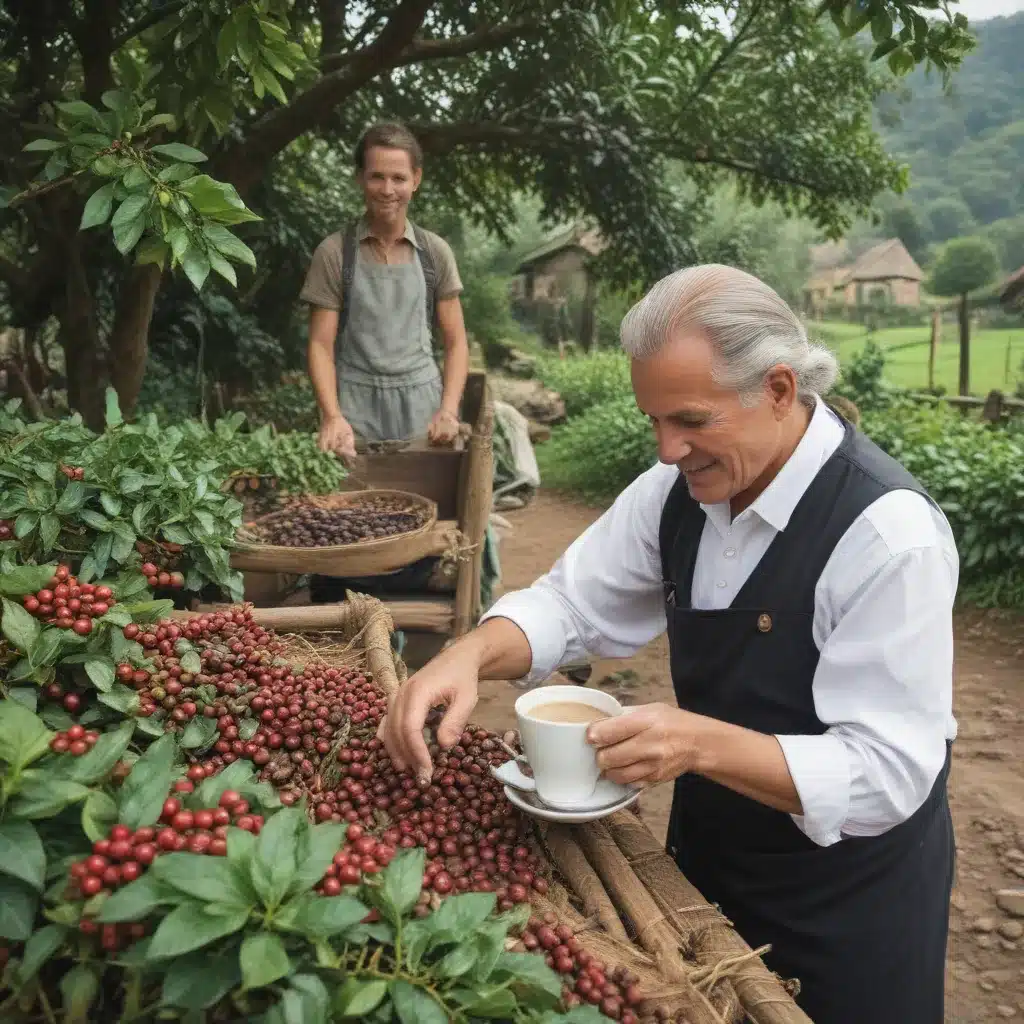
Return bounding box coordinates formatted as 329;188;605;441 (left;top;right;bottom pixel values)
427;408;460;445
317;414;356;460
586;703;705;787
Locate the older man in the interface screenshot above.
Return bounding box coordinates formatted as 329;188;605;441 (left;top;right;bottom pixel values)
383;265;958;1024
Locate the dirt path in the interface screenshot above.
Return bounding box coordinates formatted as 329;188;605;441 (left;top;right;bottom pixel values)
471;491;1024;1023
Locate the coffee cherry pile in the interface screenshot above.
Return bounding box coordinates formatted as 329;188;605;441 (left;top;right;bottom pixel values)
250;495;429;547
20;564;116;634
515;914;643;1022
0;519;12;541
50;723;99;755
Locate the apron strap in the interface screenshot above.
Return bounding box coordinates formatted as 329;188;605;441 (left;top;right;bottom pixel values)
338;223;358;339
412;224;437;332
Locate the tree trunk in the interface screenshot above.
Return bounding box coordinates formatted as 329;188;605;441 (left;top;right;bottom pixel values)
958;292;970;396
928;310;940;392
108;263;164;420
62;238;107;430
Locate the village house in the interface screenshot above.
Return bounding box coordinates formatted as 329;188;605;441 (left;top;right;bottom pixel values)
804;237;924;315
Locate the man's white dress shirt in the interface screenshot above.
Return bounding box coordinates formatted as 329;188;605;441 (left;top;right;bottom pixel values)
482;398;959;848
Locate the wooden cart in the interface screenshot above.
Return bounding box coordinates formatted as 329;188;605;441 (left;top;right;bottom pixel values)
230;371;494;668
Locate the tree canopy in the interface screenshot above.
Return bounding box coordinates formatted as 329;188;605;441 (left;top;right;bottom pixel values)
928;235;1000;297
0;0;978;424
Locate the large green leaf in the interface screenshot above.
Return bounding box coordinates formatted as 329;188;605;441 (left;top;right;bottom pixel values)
161;943;242;1010
250;806;300;908
239;931;291;990
9;776;91;820
0;700;53;771
151;852;255;908
335;978;389;1019
369;847;425;925
147;902;250;959
276;894;367;940
80;183;115;230
0;820;46;891
291;821;346;894
0;564;57;597
390;980;448;1024
1;597;41;654
151;142;208;163
17;923;67;985
64;721;133;785
97;873;173;923
116;732;178;830
0;875;39;941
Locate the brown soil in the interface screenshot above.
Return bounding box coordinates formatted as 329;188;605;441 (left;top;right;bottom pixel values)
473;491;1024;1023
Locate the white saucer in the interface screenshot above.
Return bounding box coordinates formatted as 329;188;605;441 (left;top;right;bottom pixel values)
501;780;640;823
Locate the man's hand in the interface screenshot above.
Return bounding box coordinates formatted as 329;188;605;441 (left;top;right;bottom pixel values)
427;408;460;446
380;642;481;786
587;703;704;787
317;414;356;460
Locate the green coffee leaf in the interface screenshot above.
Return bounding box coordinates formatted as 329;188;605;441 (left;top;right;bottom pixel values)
0;875;38;940
97;873;173;923
14;511;38;539
390;979;448;1024
9;776;91;820
250;806;301;907
369;847;425;925
60;962;100;1021
30;626;65;669
79;509;111;532
147;902;250;959
56;481;86;515
0;564;57;597
450;985;518;1017
193;758;255;808
151;852;255;908
7;687;37;711
239;931;291;990
39;513;61;551
97;683;140;715
17;923;67;985
1;597;41;653
64;721;134;785
431;891;496;939
84;655;116;692
335;978;388;1018
291;821;346;893
116;732;178;829
276;894;367;940
0;701;53;771
81;789;119;843
161;943;242;1010
180;716;218;750
492;952;563;1003
438;941;478;979
0;821;46;891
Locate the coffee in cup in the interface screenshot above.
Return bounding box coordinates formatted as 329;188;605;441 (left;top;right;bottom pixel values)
505;684;630;810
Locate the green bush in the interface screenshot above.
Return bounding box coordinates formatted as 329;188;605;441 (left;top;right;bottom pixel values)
862;401;1024;592
534;351;633;418
536;395;655;502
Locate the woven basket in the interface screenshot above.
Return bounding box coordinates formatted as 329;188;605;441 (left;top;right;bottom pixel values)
230;489;439;576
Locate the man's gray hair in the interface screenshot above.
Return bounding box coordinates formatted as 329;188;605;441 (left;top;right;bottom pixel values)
620;264;839;405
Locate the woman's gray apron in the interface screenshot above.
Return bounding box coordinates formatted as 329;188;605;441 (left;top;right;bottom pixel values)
335;230;442;443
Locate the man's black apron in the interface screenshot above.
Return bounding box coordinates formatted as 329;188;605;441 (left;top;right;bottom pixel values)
659;417;955;1024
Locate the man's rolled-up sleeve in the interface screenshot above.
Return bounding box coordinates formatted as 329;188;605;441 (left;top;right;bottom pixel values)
776;494;958;847
481;463;676;684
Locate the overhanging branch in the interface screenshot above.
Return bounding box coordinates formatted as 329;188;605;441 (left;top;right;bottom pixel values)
321;19;538;72
215;0;434;191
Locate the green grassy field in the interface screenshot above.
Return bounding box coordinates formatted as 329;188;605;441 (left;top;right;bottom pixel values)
808;321;1024;395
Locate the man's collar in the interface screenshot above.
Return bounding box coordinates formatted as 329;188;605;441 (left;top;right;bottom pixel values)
357;215;420;249
700;397;844;535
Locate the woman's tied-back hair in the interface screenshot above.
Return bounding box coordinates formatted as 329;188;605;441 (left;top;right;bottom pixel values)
620;264;839;406
354;121;424;172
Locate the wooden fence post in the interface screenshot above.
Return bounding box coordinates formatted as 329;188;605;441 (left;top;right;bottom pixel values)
928;310;940;391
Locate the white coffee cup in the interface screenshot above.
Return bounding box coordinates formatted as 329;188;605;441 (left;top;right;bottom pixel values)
501;685;631;811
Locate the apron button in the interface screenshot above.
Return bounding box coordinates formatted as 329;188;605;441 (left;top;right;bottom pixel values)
757;613;772;633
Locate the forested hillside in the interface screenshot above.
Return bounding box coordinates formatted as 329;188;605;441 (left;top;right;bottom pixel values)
872;10;1024;272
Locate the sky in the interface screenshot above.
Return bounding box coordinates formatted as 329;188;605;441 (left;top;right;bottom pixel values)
950;0;1024;18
